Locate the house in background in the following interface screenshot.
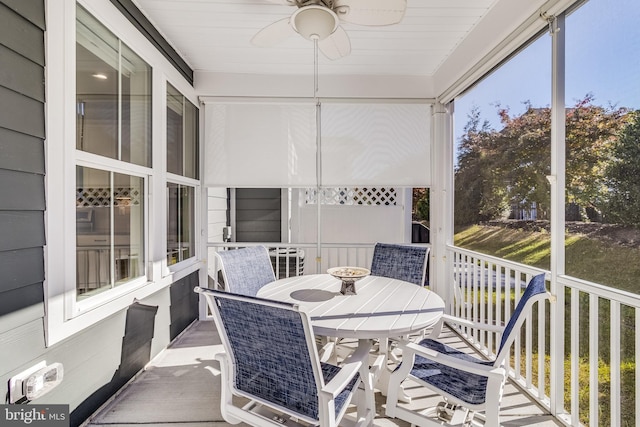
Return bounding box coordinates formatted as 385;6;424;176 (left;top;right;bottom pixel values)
1;0;636;426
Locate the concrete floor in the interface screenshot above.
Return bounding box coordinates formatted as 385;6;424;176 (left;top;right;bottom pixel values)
84;320;563;427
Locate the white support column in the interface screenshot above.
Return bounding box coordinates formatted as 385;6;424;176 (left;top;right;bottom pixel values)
199;102;208;319
549;13;566;417
430;102;454;307
149;74;168;282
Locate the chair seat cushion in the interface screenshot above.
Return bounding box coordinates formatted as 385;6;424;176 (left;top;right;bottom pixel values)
321;363;360;417
409;338;494;406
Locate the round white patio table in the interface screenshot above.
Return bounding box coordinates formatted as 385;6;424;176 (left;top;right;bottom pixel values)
258;273;445;407
257;273;445;340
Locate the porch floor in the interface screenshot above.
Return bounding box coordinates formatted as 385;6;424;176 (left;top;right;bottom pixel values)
84;320;562;427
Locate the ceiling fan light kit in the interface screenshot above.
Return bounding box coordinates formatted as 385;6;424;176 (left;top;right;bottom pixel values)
252;0;407;60
292;6;338;40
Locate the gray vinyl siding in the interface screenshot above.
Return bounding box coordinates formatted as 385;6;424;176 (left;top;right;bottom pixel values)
0;2;199;426
235;188;282;242
0;0;48;410
0;0;46;318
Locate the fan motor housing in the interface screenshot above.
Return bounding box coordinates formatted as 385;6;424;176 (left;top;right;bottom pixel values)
291;5;339;40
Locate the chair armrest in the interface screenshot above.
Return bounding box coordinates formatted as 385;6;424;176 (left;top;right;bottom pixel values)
322;340;371;397
399;341;505;379
440;314;505;334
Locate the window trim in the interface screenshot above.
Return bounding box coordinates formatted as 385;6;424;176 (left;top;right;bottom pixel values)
72;159;150;316
166;175;200;272
44;0;202;347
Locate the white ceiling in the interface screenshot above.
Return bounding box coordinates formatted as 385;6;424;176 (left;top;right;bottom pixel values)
131;0;556;99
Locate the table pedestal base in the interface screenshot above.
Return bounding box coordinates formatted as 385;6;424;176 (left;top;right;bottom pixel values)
340;280;357;295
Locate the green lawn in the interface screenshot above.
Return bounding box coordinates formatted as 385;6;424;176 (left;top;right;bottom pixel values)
454;224;640;293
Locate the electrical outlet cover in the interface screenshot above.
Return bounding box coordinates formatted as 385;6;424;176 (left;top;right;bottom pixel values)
8;361;46;403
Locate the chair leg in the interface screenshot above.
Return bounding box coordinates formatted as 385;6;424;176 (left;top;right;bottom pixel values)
215;353;243;425
385;352;415;418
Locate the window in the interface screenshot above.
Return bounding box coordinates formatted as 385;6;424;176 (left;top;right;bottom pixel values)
167;184;195;265
75;4;151;301
167;83;198;179
76;5;152;166
166;83;199;265
76;167;145;298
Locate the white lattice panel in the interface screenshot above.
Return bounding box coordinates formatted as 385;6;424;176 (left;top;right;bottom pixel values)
304;188;397;206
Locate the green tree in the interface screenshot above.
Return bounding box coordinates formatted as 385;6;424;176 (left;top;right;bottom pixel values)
455;96;627;224
494;102;552;219
565;95;627;220
605;110;640;225
455;106;510;225
414;189;430;222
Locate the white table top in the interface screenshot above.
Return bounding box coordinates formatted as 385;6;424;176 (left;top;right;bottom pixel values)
257;274;445;339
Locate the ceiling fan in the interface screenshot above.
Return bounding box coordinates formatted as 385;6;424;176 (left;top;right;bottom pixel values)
251;0;407;60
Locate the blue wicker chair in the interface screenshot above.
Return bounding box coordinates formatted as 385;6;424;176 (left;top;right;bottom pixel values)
386;273;550;426
195;287;375;427
370;243;429;286
215;246;276;296
369;243;430;361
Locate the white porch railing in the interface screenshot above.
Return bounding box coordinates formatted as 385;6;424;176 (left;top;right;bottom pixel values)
448;245;640;427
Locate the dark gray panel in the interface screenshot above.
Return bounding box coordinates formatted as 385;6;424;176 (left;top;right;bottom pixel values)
169;272;199;340
236;188;281;199
0;169;45;210
235;188;282;243
236;231;281;242
71;302;157;426
236;210;282;221
235;220;281;232
0;247;44;293
0;282;43;317
109;0;193;85
0;44;45;101
236;198;281;210
0;127;45;174
0;3;44;66
0;86;45;138
0;0;45;30
0;211;44;251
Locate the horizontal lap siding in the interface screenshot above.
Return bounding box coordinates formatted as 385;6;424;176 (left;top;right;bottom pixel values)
0;0;47;406
0;0;45;320
235;188;282;242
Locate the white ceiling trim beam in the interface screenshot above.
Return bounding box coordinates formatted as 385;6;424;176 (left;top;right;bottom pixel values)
195;72;435;99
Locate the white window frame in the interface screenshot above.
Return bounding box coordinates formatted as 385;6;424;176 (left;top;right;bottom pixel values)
166;176;200;271
44;0;202;346
166;84;200;269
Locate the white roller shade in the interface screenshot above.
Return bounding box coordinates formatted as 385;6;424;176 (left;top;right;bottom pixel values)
203;99;432;188
204;101;317;187
320;102;431;187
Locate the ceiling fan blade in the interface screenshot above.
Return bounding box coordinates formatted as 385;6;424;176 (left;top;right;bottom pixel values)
334;0;407;26
251;17;294;47
318;26;351;60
